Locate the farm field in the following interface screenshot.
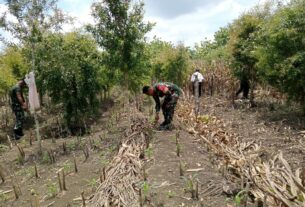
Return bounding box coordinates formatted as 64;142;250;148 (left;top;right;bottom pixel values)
0;94;304;206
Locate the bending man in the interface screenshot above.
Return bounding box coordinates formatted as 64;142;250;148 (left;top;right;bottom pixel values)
143;82;182;130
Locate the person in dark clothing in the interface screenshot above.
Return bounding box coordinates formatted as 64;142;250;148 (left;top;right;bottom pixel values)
10;79;28;140
143;82;182;130
236;77;250;99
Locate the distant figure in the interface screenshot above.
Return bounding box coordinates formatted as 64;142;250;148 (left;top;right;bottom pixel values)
191;68;204;97
10;79;28;139
143;82;182;130
236;77;250;99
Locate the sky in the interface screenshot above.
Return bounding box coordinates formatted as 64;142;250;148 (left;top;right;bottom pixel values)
0;0;267;49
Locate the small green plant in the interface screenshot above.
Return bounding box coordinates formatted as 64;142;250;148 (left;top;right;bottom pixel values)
42;151;50;164
0;192;9;202
234;190;245;206
145;147;153;159
63;161;72;173
141;181;150;197
99;156;109;167
87;178;99;190
166;190;176;198
67;141;77;151
16;155;24;165
47;180;58;198
0;144;9;153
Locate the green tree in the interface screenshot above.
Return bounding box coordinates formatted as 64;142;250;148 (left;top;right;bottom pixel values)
1;0;68;153
0;46;29;95
88;0;153;92
38;32;101;130
228;12;262;105
255;0;305;110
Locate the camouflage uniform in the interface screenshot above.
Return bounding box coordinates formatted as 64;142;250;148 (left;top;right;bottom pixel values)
10;85;25;137
152;82;182;129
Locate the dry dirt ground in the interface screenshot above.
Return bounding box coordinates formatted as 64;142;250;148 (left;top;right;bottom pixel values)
0;94;304;207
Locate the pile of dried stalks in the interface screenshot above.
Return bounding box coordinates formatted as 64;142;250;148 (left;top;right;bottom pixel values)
88;115;150;207
176;99;305;207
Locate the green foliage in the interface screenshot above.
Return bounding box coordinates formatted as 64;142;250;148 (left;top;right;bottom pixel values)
0;46;28;94
88;0;154;92
46;180;58;198
63;161;72;173
228;13;261;82
87;178;99;190
141;181;150;196
254;0;305;107
234;190;245;206
144;146;153;159
42;151;50;164
37;32;101;128
147;39;190;86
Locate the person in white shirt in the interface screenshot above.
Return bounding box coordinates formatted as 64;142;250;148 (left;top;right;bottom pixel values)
191;68;204;97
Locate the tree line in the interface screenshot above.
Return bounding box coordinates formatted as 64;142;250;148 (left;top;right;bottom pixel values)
0;0;304;129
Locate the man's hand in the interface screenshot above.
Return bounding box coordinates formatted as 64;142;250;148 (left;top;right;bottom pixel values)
22;102;28;111
154;112;159;123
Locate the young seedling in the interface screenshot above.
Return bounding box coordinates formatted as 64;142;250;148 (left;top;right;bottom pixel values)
47;181;57;198
29;130;33;145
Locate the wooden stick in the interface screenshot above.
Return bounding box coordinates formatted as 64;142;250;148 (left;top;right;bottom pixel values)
34;163;39;178
13;184;19;200
143;164;147;181
0;164;6;182
57;172;63;192
62;170;67;191
179;161;184;176
176;143;181;157
176;130;180;145
29;130;33;145
195;181;199;200
103;167;106;181
81;191;86;207
74;157;78;173
243;182;249;207
139;189;143;207
63;142;67;154
7;135;12;149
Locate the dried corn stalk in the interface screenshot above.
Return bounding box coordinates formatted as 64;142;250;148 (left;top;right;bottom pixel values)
176;99;305;207
89;115;150;207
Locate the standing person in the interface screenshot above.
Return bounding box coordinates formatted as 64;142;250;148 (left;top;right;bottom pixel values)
191;68;204;97
236;76;250;99
10;79;28;139
143;82;182;130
